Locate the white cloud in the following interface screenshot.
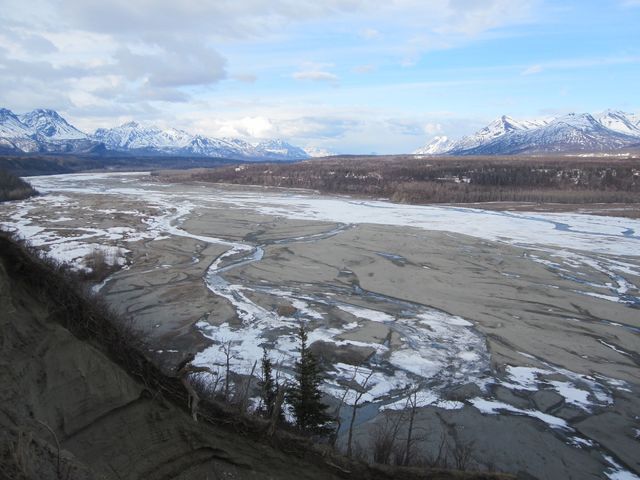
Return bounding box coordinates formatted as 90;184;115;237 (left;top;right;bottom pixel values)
353;64;376;73
0;0;571;154
292;62;339;83
423;123;443;135
292;70;339;82
522;64;543;75
113;42;227;87
359;28;381;39
232;73;258;83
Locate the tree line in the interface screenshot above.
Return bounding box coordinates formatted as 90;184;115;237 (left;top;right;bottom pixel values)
176;155;640;205
0;168;37;202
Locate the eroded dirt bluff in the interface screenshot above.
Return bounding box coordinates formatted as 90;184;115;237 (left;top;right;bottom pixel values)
0;236;511;480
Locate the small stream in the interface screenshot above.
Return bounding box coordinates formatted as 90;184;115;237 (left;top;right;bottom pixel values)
198;219;491;410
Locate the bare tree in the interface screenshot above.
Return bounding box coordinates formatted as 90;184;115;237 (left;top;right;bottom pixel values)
402;388;420;466
221;341;235;401
330;364;361;448
238;360;258;413
370;412;405;465
426;432;450;469
267;359;288;436
175;357;217;422
451;435;476;471
346;369;374;457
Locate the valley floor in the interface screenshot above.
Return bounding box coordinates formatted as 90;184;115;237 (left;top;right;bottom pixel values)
1;172;639;479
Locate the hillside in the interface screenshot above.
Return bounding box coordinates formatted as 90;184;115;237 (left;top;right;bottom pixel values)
0;233;510;480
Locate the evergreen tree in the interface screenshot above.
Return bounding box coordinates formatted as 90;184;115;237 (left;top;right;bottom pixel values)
288;324;331;434
258;347;277;417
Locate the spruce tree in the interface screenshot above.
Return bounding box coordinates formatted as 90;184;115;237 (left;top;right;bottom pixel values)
258;347;277;417
288;324;331;434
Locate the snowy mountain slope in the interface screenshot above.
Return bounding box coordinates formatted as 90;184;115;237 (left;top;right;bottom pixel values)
451;115;547;153
93;122;193;151
0;108;99;153
415;111;640;155
0;108;31;138
93;122;308;159
19;109;87;140
303;146;335;157
254;139;309;160
461;113;640;155
595;110;640;137
183;135;256;158
0;108;310;160
413;136;454;155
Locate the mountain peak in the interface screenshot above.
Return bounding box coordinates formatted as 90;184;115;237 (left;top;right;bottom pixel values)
18;109;87;140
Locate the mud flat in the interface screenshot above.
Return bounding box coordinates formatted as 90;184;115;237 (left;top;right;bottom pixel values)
1;172;639;480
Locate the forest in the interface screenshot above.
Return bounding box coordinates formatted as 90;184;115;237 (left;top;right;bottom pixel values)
177;155;640;205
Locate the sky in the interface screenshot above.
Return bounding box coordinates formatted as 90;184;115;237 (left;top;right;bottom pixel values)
0;0;639;154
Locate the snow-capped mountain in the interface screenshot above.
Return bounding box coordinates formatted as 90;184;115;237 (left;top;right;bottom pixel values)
19;109;87;140
0;108;31;138
93;121;309;160
0;108;310;160
451;115;548;153
413;136;454;155
303;146;335;158
594;110;640;137
182;135;255;158
93;122;194;152
253;139;309;160
0;108;100;154
414;111;640;155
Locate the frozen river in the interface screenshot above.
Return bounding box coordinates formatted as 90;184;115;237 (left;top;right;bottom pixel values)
1;172;639;479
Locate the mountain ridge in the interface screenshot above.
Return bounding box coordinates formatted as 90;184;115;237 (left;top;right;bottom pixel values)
415;110;640;155
0;108;311;161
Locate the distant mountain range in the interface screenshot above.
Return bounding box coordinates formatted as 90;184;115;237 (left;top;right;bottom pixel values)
3;107;639;161
414;110;640;155
0;108;314;161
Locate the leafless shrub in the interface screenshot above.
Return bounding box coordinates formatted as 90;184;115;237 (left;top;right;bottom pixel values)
451;436;477;471
234;360;258;414
370;413;404;465
9;429;32;479
82;248;114;282
425;432;450;469
346;369;374;458
222;341;236;401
